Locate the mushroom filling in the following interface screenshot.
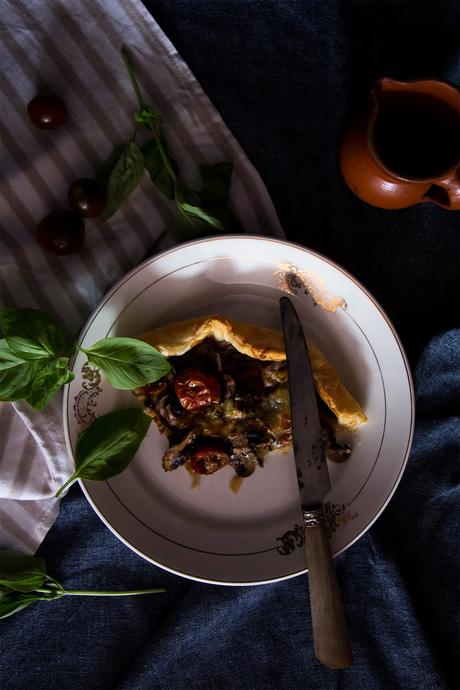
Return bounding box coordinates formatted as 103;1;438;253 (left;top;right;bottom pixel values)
134;337;351;479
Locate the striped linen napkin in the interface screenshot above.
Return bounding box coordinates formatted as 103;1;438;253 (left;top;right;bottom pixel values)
0;0;284;553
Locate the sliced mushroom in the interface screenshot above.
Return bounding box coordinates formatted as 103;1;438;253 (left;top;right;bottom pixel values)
163;428;200;471
261;361;288;387
157;395;193;430
229;446;257;477
227;429;258;476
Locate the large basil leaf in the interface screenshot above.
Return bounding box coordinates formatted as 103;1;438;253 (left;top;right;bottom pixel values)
142;138;175;200
0;340;38;401
81;337;171;390
100;142;144;221
0;592;44;620
55;408;151;496
0;308;71;361
198;162;233;207
0;550;48;592
24;357;74;411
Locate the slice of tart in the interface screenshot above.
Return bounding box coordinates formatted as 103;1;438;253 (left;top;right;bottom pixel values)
134;315;367;484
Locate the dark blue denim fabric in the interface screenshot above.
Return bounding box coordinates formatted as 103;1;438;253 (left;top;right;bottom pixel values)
1;330;458;690
1;2;459;689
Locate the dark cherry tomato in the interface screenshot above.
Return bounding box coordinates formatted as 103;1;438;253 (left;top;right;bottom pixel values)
27;94;67;130
188;446;229;475
174;367;221;412
36;211;85;255
68;178;107;218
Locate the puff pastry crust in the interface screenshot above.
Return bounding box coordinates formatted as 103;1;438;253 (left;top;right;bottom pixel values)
138;314;367;431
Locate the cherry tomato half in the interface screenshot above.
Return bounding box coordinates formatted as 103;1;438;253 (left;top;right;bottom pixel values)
174;367;221;412
188;446;229;475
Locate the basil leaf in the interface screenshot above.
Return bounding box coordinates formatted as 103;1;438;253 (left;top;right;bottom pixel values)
24;357;74;411
198;162;233;207
100;142;144;221
0;550;48;592
0;579;65;620
98;143;127;183
0;592;43;620
0;308;72;361
0;340;38;401
55;408;151;496
142;138;175;200
178;202;225;229
175;201;225;241
81;337;171;390
204;205;243;233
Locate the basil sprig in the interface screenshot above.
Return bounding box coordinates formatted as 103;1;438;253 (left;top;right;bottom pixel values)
0;309;75;409
0;308;170;495
99;47;241;239
0;308;171;410
0;549;165;621
55;408;152;496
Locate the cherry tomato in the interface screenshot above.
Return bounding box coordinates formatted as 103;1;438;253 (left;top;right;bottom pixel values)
27;95;67;129
174;367;221;412
68;178;106;218
188;446;229;475
36;211;85;255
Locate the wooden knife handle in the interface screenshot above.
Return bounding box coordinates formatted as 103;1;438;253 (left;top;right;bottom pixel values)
304;520;353;669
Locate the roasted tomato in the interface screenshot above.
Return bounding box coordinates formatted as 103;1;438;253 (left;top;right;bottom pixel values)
188;446;229;475
174;367;221;412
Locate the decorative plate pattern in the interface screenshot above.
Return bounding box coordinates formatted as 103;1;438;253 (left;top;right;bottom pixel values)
73;363;103;426
63;236;414;585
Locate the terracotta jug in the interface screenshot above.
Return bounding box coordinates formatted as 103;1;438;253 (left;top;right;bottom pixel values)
340;78;460;210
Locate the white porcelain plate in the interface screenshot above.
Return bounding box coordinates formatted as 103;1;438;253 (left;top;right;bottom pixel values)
63;236;414;585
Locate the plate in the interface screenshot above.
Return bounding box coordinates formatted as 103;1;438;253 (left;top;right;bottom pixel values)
63;236;414;585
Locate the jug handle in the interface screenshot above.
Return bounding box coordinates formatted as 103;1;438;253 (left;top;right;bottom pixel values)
423;168;460;210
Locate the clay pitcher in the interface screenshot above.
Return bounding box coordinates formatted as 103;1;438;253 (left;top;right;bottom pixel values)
340;78;460;210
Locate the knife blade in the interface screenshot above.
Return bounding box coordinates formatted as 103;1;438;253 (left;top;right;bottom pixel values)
279;296;330;510
279;295;352;670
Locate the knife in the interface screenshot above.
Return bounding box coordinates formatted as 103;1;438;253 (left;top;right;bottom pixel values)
279;296;353;670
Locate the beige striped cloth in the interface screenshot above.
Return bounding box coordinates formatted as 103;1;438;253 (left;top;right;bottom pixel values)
0;0;284;553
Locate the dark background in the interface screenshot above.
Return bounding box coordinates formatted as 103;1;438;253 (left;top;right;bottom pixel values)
142;0;460;367
1;2;459;689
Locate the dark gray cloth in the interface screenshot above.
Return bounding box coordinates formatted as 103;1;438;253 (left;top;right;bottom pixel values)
1;1;459;689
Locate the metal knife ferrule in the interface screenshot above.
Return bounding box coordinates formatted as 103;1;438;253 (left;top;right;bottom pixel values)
302;508;323;528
